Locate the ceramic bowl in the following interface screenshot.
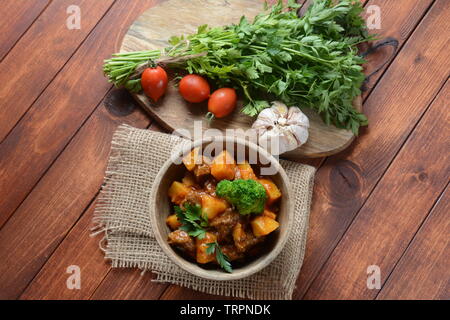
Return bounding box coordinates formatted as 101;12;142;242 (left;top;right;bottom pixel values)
150;135;294;280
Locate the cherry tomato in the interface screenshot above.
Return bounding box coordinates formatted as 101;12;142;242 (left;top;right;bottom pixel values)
207;88;237;118
179;74;210;103
141;66;168;102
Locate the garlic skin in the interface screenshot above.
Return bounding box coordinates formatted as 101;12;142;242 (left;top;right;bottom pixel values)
252;101;309;155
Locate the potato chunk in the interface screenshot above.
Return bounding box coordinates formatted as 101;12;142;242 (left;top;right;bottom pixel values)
193;158;211;178
232;222;245;244
211;150;236;181
196;232;217;264
168;181;190;204
237;161;257;180
181;172;196;188
233;222;263;252
251;216;279;237
183;148;211;178
201;194;228;220
258;178;282;205
182;148;200;171
166;214;182;230
262;209;277;220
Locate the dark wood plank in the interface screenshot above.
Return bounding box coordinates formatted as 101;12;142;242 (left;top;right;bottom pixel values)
86;123;171;300
20;91;151;301
377;185;449;300
0;0;115;142
19;109;154;300
19;201;110;300
360;0;434;99
0;0;159;229
22;120;172;300
0;93;150;299
160;285;235;300
303;79;449;299
0;0;50;60
292;0;449;299
90;269;167;300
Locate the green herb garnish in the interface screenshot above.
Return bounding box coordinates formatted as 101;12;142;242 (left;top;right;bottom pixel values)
206;241;232;273
104;0;373;134
167;0;372;134
103;50;161;91
175;203;208;239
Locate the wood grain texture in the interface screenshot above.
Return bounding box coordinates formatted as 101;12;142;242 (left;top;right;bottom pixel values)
121;0;362;159
88;122;173;300
121;0;262;52
304;78;449;299
90;269;167;300
160;285;235;300
360;0;433;99
0;0;158;229
0;0;50;60
292;0;450;299
19;201;110;300
18;90;152;300
0;97;149;299
0;0;114;142
377;185;450;300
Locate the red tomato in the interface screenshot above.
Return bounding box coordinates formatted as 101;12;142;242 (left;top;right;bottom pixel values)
141;66;168;102
179;74;210;103
208;88;237;118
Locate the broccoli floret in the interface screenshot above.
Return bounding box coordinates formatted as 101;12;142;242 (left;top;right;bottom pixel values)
216;179;267;215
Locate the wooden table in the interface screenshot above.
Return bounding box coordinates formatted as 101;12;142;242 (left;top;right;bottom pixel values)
0;0;448;300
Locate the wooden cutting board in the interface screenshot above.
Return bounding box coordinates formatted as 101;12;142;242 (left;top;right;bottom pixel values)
119;0;362;159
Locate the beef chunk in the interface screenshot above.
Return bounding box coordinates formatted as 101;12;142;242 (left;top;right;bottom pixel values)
209;209;240;243
203;178;217;194
221;244;245;261
232;222;264;253
193;156;211;178
168;230;196;258
183;190;203;206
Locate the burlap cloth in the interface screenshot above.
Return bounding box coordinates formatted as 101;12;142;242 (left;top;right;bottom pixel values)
93;124;315;300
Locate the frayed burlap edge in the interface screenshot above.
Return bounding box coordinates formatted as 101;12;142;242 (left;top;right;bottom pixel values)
92;124;315;300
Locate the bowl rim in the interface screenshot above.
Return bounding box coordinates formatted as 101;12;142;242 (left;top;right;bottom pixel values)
149;135;294;281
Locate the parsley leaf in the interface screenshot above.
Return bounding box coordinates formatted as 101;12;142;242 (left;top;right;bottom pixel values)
175;203;208;240
206;241;232;273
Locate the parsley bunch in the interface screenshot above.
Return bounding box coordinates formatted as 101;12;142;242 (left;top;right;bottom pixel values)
165;0;371;134
104;0;372;134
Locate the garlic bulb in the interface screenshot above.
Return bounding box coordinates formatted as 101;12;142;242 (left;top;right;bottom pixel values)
252;101;309;155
